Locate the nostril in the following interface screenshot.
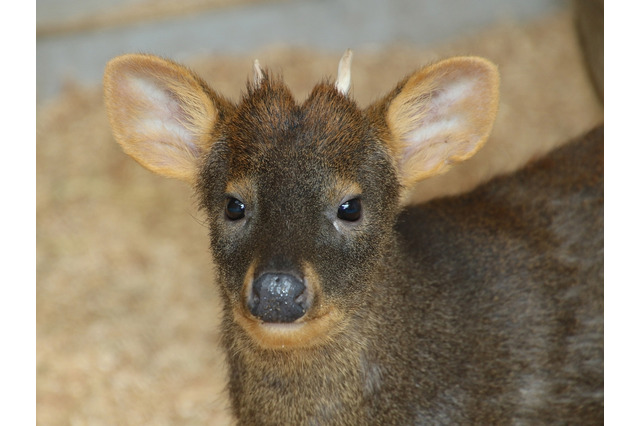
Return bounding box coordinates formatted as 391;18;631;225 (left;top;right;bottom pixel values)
249;273;308;323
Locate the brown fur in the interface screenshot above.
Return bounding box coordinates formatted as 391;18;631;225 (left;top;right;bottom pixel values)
574;0;604;101
103;52;603;424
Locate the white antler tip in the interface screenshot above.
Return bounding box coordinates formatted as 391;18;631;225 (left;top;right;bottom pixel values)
253;59;264;86
336;49;353;95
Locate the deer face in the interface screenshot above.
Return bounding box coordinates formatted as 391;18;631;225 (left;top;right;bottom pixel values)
103;51;499;350
199;77;400;349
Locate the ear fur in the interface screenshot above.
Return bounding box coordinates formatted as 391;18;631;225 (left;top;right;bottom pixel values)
385;57;500;191
103;54;219;184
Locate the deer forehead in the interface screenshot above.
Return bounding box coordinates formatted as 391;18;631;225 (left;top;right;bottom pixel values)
217;80;380;179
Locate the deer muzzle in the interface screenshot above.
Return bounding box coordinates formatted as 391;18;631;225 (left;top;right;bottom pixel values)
248;273;309;323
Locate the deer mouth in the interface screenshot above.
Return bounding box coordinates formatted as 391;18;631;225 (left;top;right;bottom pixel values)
233;261;343;349
233;304;343;350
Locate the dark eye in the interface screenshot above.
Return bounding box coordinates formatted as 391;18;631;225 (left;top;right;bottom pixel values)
225;197;245;220
337;198;362;222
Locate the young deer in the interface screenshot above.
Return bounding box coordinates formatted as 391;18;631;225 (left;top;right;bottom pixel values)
104;51;603;424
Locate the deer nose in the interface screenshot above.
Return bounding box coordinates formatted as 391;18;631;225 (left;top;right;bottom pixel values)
248;273;308;323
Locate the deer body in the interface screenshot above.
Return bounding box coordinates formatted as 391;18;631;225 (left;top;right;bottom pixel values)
222;126;603;425
104;52;603;424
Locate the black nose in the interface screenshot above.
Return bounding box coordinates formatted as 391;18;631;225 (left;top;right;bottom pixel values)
248;273;308;323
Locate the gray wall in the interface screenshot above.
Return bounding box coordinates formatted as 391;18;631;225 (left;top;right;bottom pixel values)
37;0;566;101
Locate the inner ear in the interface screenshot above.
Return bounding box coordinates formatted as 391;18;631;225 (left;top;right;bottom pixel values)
104;54;219;183
385;57;500;190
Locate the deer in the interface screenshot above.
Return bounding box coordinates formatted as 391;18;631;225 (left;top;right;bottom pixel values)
103;49;603;424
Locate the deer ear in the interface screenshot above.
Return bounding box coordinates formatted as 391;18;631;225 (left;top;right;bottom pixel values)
385;57;500;189
103;54;219;183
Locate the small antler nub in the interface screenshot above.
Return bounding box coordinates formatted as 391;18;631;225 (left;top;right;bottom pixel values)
253;59;265;86
336;49;353;95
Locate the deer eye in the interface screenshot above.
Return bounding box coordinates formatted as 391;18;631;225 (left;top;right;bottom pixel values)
337;198;362;222
225;197;245;220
